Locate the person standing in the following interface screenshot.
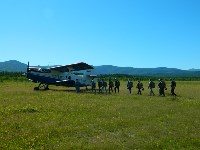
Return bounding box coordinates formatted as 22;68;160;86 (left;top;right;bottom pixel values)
170;78;177;96
114;78;120;93
148;79;155;96
127;79;133;94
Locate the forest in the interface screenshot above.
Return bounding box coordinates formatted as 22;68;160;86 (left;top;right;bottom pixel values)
1;72;200;82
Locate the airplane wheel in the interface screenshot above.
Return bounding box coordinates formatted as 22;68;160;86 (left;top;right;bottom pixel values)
34;87;39;90
38;83;49;90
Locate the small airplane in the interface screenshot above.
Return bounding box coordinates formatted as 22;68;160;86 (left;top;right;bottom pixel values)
26;62;97;90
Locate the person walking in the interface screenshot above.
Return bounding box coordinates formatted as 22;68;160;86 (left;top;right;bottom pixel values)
170;78;177;96
91;79;96;93
101;79;107;93
136;81;143;95
158;79;166;96
114;78;120;93
97;79;102;93
108;79;114;93
148;79;155;96
127;79;133;94
75;79;81;93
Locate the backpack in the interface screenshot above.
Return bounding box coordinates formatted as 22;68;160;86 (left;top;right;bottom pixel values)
127;81;133;88
159;81;166;89
140;83;143;88
98;81;102;87
104;82;107;87
115;80;120;87
151;81;155;88
109;81;114;87
163;81;166;88
129;81;133;88
172;81;176;87
137;83;143;89
92;82;96;88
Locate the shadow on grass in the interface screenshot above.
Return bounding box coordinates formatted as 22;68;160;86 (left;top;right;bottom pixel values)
48;88;112;96
18;107;38;113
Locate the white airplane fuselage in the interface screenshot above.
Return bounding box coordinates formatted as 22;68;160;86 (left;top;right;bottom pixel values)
27;67;97;87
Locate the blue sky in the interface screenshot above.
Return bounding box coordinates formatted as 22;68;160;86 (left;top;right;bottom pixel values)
0;0;200;70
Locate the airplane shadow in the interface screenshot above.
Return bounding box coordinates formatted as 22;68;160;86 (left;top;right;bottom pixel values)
33;87;111;95
48;88;98;94
47;88;111;95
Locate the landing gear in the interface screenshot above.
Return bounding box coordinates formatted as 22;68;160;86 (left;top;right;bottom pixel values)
34;83;49;91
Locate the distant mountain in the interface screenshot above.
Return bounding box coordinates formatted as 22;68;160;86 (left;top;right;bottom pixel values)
94;65;200;77
188;69;200;71
0;60;200;77
0;60;27;72
95;65;183;75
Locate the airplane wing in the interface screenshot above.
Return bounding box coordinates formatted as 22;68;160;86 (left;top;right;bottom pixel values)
50;62;94;72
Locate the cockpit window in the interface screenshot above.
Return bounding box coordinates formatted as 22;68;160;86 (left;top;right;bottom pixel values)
41;68;51;73
29;68;51;73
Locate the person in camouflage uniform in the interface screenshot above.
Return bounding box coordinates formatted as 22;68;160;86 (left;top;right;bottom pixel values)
158;79;166;96
114;78;120;93
108;78;114;93
98;79;102;93
148;79;155;96
170;78;177;96
136;81;143;95
75;79;80;93
127;79;133;94
101;79;107;93
91;79;96;93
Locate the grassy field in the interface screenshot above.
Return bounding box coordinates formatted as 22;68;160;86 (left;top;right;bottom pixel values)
0;80;200;149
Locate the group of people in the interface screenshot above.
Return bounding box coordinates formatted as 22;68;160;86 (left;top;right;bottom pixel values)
130;78;177;96
126;79;145;95
92;78;121;94
127;78;177;96
90;78;177;96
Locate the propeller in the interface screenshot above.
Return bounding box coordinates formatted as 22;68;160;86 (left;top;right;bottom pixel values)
27;61;29;73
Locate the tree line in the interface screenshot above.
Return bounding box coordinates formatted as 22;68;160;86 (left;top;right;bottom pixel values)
97;74;200;81
0;72;26;82
0;72;200;82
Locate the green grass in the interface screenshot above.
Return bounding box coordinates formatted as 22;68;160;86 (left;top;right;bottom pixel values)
0;81;200;149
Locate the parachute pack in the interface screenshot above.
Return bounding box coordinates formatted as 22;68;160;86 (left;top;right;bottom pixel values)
109;81;114;87
129;81;133;88
128;81;133;88
140;83;143;88
151;81;155;88
104;82;107;87
137;83;143;89
115;81;120;87
172;81;176;87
